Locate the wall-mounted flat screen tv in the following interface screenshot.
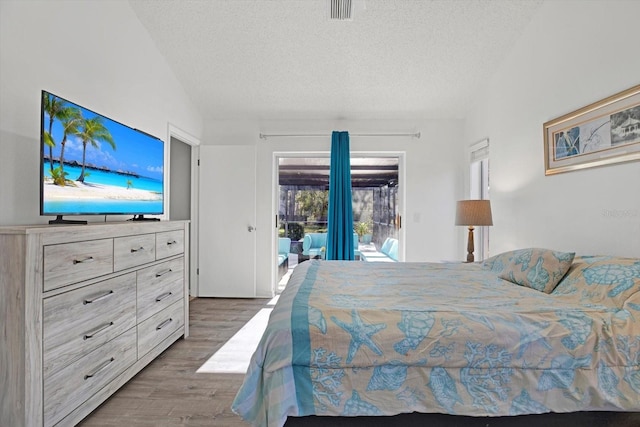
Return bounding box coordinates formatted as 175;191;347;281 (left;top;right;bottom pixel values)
40;90;164;223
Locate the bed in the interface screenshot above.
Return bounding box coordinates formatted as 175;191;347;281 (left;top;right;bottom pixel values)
232;249;640;427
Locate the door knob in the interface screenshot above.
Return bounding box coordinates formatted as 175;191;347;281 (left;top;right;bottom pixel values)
248;225;255;232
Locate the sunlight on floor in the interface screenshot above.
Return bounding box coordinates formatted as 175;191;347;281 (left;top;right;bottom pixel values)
195;267;286;374
268;295;279;306
196;307;272;374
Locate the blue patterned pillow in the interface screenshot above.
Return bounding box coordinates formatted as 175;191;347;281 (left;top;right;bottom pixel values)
492;248;575;293
553;256;640;304
482;253;506;273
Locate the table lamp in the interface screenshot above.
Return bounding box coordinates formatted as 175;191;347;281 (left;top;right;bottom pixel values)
455;200;493;262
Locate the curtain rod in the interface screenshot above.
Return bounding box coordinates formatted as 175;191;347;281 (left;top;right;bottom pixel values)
259;132;421;140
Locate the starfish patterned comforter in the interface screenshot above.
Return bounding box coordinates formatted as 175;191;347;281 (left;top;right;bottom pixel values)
232;256;640;427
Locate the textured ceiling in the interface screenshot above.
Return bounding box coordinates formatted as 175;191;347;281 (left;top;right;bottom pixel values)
128;0;543;122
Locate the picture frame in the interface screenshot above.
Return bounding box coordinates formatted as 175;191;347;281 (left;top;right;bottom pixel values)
543;84;640;175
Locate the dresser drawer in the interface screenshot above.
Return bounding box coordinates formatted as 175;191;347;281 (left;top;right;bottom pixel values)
137;300;184;358
156;229;185;259
137;258;184;322
43;272;137;377
113;233;156;271
44;327;137;427
43;239;113;291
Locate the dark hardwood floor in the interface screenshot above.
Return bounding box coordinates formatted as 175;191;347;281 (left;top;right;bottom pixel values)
81;297;640;427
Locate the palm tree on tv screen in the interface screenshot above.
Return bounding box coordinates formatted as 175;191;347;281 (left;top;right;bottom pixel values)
76;116;115;183
58;107;82;177
42;92;66;172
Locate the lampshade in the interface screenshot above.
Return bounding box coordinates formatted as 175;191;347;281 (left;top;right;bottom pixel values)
455;200;493;226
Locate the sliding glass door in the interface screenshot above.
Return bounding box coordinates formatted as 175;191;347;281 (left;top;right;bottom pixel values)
274;155;401;289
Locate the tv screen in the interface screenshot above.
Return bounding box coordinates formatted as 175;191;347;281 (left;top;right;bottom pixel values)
40;91;164;220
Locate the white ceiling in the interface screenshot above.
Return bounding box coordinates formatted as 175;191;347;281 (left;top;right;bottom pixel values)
128;0;544;122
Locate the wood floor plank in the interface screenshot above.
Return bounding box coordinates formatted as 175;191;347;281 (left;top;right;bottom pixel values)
79;297;269;427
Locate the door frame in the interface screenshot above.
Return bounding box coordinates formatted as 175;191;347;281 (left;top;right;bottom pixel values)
167;123;200;297
272;151;406;293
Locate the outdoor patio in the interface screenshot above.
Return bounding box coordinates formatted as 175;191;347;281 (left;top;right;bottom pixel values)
276;156;402;292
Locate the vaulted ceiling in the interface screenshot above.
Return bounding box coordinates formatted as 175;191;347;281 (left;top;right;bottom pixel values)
128;0;544;123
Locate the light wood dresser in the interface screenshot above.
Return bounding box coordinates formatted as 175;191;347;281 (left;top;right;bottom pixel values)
0;221;190;427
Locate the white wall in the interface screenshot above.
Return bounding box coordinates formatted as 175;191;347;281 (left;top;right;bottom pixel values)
464;0;640;258
204;118;465;297
0;0;202;226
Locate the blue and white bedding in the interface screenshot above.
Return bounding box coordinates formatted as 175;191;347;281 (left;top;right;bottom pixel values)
232;256;640;427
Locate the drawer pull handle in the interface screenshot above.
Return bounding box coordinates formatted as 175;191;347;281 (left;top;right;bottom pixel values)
83;322;114;340
73;256;95;264
167;240;177;246
84;357;115;380
130;246;145;253
155;269;173;278
156;318;173;330
156;292;173;302
83;290;114;305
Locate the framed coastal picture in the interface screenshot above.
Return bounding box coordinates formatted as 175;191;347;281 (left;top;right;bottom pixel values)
543;84;640;175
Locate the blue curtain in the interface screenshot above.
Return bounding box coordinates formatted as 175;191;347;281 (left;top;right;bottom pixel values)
326;131;355;260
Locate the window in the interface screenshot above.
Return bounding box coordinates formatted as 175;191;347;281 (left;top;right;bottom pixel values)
469;139;490;260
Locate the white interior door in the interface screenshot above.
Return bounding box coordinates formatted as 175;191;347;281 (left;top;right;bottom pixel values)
198;145;256;297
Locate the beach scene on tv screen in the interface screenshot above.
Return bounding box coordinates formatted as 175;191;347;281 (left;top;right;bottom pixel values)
42;92;164;215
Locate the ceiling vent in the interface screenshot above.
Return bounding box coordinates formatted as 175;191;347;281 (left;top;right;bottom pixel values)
329;0;353;21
